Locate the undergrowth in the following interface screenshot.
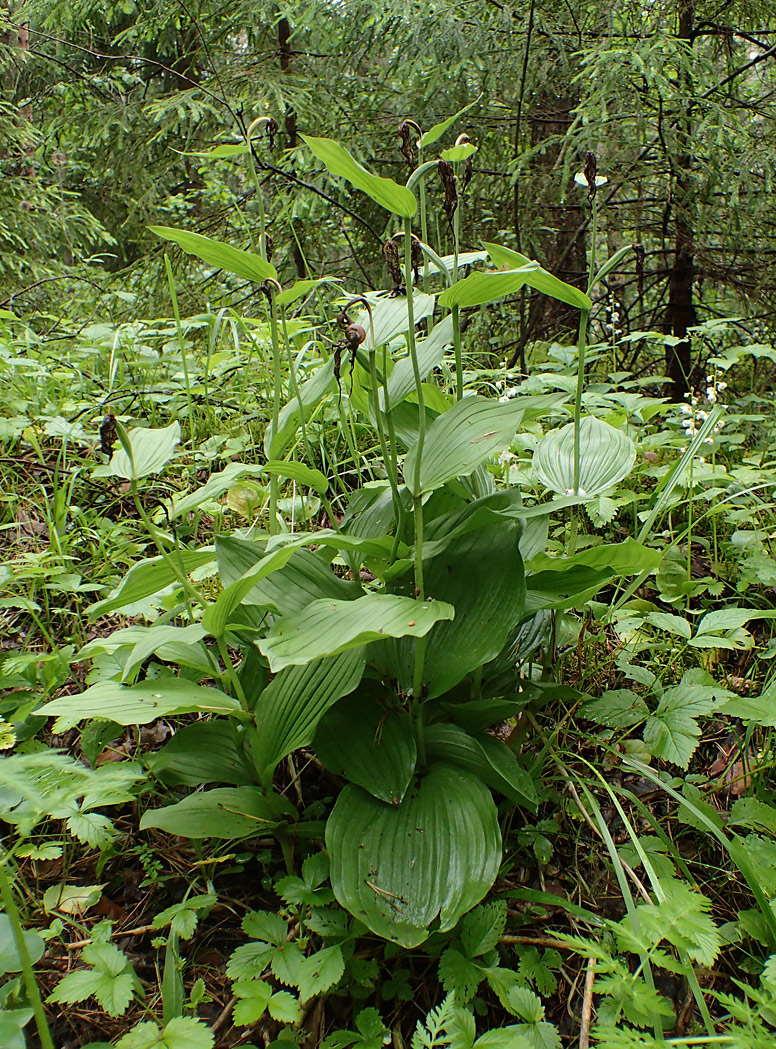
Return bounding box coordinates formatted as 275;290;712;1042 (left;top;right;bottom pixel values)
2;114;776;1049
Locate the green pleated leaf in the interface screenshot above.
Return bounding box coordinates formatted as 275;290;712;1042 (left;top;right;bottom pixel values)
140;787;294;839
264;359;335;459
146;721;255;787
250;649;366;774
264;460;329;494
437;266;539;309
170;463;266;519
94;422;180;481
216;537;355;616
440;142;477;162
172;143;248;159
326;764;500;947
203;531;340;638
35;679;241;726
424;724;537;810
150;226;277;282
356;293;435;350
314;692;416;804
592;245;636;289
534;416;636;498
382;315;453;409
88;549;215;619
404;396;524;495
276;277;342;306
483;242;592;311
419;100;480;148
380;520;525;700
301;135;416;217
259;594;454;673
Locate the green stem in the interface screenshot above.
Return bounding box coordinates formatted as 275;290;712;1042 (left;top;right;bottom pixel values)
164;255;196;449
403;217;429;754
368;349;404;554
382;342;405;561
279;307;313;464
573;192;599;496
572;308;590;496
130;483;203;616
0;853;55;1049
266;292;283;535
452;163;463;400
418;145;430;299
403;218;426;497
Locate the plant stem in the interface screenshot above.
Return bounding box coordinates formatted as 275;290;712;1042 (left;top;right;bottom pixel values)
0;853;55;1049
368;348;404;556
279;307;312;464
164;255;196;449
266;291;283;535
452;163;463;400
402;217;429;755
572;308;590;496
382;341;405;561
573;191;599;495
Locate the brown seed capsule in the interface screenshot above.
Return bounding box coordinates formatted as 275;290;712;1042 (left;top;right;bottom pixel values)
99;413;117;457
438;159;458;231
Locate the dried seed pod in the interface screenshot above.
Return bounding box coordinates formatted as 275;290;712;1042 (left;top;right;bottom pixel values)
266;117;279;150
398;121;416;170
411;238;423;282
583;151;598;198
438;159;458;231
383;237;402;293
99;413;117;457
632;243;645;297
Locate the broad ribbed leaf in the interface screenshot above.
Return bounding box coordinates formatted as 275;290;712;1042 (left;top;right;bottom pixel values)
264;359;335;459
420;100;480;148
264;460;329;493
150;226;277;282
483;242;592;311
35;679;241;726
98;422;180;480
356;293;435;350
146;722;255;787
380;520;525;700
170;463;265;519
438;266;539;309
250;649;366;774
404;396;524;495
440;142;477;162
203;531;339;637
88;549;215;618
301;135;416;217
424;724;537;810
314;692;416;804
276;277;341;306
327;764;500;947
140;787;294;838
216;537;354;616
259;594;454;672
382;315;453;409
534;417;636;498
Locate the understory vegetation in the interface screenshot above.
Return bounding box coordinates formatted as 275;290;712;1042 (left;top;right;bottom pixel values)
3;2;776;1047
